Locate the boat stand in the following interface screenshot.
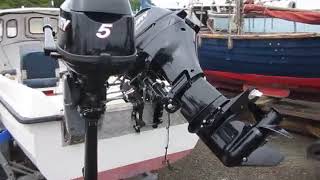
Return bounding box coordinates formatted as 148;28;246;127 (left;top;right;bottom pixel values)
0;145;44;180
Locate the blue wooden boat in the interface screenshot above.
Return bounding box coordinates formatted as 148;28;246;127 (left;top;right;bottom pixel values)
198;32;320;99
198;3;320;100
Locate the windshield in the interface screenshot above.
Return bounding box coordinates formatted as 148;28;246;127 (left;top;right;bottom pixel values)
7;19;17;38
29;17;58;34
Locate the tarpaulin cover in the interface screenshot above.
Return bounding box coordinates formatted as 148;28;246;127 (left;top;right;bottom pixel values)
244;4;320;25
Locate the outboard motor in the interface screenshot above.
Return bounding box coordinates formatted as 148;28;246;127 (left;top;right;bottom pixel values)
130;7;289;167
44;2;288;179
44;0;135;179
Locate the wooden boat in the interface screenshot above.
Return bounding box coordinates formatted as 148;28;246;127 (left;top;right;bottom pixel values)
198;3;320;100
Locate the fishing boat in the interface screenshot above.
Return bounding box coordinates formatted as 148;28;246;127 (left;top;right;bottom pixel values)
198;1;320;100
148;0;213;25
190;0;296;26
0;8;198;180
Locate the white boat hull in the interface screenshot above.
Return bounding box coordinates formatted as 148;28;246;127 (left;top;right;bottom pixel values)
0;76;198;180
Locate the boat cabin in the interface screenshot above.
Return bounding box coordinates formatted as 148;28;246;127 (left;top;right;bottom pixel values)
0;8;60;90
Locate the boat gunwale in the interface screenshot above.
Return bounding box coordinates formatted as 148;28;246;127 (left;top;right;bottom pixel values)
0;8;59;16
247;5;320;13
0;92;63;124
199;32;320;40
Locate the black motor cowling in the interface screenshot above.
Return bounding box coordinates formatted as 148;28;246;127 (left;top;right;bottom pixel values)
57;0;136;76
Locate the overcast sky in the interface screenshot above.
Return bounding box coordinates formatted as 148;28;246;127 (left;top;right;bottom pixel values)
296;0;320;9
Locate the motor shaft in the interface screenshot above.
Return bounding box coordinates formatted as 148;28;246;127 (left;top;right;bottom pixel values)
84;119;98;180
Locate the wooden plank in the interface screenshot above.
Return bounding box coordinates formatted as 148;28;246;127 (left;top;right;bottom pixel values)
280;119;320;138
255;97;320;137
273;99;320;122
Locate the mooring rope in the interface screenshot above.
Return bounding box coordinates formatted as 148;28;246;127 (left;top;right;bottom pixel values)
163;112;173;170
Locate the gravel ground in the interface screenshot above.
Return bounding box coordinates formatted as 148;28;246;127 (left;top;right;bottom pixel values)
158;134;320;180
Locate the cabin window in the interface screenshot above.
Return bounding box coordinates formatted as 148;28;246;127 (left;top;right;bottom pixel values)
0;20;3;41
29;18;58;34
6;19;17;38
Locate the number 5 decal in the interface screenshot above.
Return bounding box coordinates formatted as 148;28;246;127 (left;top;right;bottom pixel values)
96;24;113;39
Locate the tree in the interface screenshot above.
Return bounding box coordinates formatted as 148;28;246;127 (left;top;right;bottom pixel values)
53;0;64;8
130;0;141;11
0;0;50;9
